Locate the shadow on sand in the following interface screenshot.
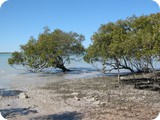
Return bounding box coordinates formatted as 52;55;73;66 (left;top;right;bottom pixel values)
30;111;83;120
0;89;23;97
0;108;37;119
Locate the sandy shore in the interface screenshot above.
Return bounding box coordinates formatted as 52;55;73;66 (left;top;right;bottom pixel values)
0;76;160;120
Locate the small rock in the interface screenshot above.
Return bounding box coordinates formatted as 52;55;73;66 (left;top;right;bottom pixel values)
28;105;38;109
7;104;10;106
93;100;101;105
91;97;94;101
100;102;106;106
86;98;94;102
71;92;79;96
74;96;80;101
94;97;99;101
33;105;38;108
86;97;98;102
120;76;128;80
91;97;99;101
19;92;29;99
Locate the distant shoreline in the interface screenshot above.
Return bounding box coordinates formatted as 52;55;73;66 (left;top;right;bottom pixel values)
0;52;12;54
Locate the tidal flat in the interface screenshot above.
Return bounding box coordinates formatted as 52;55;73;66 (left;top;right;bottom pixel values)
0;75;160;120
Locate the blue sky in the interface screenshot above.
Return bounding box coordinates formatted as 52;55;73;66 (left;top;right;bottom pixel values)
0;0;159;52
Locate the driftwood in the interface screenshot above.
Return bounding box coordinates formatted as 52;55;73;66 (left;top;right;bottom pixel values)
120;71;160;91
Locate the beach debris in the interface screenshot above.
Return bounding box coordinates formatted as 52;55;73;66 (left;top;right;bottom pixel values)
19;92;29;99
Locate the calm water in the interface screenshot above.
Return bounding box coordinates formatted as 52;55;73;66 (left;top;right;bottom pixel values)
0;54;99;89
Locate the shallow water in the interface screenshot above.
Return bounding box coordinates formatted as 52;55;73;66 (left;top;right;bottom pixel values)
0;54;100;89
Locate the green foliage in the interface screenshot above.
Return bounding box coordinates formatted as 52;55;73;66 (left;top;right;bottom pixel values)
8;52;23;65
84;13;160;73
9;28;85;72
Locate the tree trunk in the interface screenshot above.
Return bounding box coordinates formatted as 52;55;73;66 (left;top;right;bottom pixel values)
59;64;70;72
117;64;120;83
116;59;120;83
102;60;106;74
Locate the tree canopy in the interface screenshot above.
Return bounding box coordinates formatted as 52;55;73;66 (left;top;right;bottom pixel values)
84;13;160;77
8;28;85;72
